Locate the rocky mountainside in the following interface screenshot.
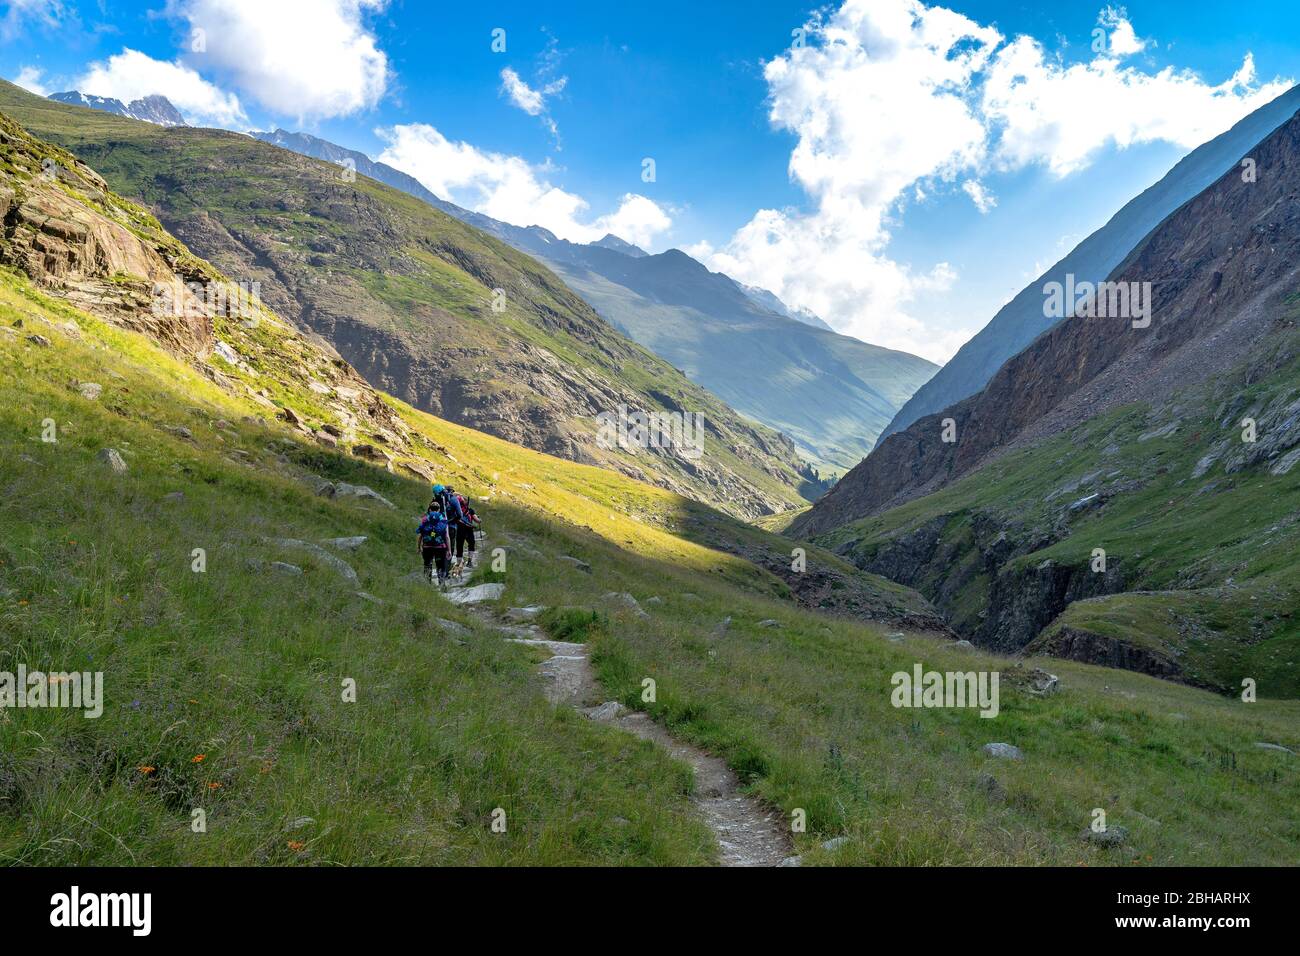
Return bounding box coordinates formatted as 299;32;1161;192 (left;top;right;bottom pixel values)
3;81;813;518
799;108;1300;694
882;83;1300;441
798;102;1300;538
247;126;935;474
49;91;187;127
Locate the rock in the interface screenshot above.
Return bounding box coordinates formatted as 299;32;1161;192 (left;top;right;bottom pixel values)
644;596;664;606
444;583;505;605
603;591;648;618
1255;742;1295;755
436;619;471;637
332;482;395;509
1082;825;1129;848
821;836;849;851
314;430;338;448
714;616;733;636
162;491;185;503
778;855;803;867
1068;493;1102;513
284;816;315;831
585;700;627;721
321;536;367;552
168;426;194;441
265;537;358;584
77;382;102;400
269;562;303;576
886;631;905;643
96;448;127;475
212;340;242;365
558;555;592;573
354;591;382;604
952;639;975;649
982;742;1023;761
757;619;782;628
1026;668;1060;696
506;605;546;621
26;334;51;347
352;443;393;468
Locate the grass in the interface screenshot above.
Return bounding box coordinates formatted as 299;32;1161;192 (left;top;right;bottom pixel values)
5;268;1297;866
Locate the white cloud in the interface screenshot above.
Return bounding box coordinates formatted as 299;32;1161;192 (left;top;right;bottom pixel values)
982;42;1290;177
962;180;996;213
169;0;390;120
1;0;64;40
500;67;567;142
693;0;1291;361
1099;6;1146;57
76;49;246;127
11;65;50;96
375;123;672;250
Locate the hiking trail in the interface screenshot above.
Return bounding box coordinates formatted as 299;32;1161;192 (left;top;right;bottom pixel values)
445;580;791;867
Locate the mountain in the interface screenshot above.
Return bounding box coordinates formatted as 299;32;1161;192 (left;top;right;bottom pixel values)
49;91;186;127
881;84;1300;442
3;80;815;519
247;126;936;474
794;105;1300;695
4;109;1295;867
737;282;834;330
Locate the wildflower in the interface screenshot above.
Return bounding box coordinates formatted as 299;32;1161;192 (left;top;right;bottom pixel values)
138;766;155;775
287;841;306;852
191;754;206;763
207;782;221;790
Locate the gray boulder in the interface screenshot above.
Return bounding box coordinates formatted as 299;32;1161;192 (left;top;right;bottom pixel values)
96;448;127;475
982;742;1023;761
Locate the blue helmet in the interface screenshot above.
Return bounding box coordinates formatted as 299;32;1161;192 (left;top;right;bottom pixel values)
433;483;445;494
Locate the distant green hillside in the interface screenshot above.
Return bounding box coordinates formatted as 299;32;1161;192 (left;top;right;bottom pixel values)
0;80;815;520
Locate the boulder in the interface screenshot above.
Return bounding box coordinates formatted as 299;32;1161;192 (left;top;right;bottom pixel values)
269;562;303;576
332;482;395;509
558;555;592;573
757;619;783;628
96;448;127;475
321;536;367;552
506;606;546;621
981;742;1023;761
603;591;648;618
78;382;102;400
585;700;627;721
445;583;505;605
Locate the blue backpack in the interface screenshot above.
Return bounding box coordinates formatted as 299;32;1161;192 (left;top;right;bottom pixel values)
419;512;449;547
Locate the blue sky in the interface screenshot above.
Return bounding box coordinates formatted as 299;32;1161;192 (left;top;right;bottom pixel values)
2;0;1297;361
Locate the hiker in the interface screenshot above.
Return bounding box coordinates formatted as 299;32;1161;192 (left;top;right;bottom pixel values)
416;505;451;587
455;495;480;569
442;483;464;559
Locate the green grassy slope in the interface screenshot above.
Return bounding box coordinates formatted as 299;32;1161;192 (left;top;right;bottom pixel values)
4;278;1297;865
0;81;813;520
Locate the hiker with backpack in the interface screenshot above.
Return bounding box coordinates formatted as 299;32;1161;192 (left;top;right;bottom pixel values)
454;493;480;569
416;504;452;588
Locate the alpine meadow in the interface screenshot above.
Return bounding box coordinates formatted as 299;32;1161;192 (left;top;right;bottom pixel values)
0;0;1297;936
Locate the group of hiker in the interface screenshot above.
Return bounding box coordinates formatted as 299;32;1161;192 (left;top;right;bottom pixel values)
416;483;482;587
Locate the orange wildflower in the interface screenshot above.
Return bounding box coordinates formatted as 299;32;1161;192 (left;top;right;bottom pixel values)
138;766;155;774
287;841;306;852
191;754;206;763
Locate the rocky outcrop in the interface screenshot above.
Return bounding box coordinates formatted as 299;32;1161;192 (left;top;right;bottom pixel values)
797;105;1300;537
1027;625;1182;681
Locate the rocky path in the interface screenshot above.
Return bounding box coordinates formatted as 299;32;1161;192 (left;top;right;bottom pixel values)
449;588;791;866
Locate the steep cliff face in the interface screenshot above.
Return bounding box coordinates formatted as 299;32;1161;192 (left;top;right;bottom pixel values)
796;106;1300;538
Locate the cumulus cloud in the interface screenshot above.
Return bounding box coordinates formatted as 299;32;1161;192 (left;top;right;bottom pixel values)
376;123;672;250
11;65;50;95
169;0;390;120
693;0;1290;361
76;48;247;127
500;64;567;143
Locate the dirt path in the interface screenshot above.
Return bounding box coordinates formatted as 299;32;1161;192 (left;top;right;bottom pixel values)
459;603;791;866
